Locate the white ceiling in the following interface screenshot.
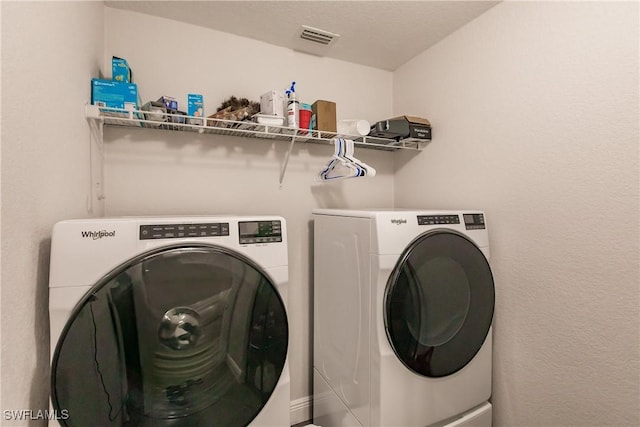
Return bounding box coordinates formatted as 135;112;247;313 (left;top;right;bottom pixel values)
105;1;500;71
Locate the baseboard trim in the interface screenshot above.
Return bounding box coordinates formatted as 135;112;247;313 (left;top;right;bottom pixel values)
290;395;313;426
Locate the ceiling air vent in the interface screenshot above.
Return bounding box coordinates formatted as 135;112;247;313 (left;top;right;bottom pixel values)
299;25;340;46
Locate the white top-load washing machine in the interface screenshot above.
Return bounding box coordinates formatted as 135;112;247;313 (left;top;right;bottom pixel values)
49;216;290;427
313;209;494;427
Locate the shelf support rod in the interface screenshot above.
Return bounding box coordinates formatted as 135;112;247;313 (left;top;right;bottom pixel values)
279;133;297;187
85;104;106;216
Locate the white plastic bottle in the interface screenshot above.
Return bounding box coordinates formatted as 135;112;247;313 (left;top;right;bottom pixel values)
286;81;299;128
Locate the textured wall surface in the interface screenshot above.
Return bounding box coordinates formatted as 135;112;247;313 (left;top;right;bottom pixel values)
393;2;639;426
103;7;395;416
0;1;104;424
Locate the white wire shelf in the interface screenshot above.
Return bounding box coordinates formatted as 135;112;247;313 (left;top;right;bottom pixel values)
85;105;427;151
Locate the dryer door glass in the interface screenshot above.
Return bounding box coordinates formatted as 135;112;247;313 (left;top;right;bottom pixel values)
51;244;288;427
384;230;494;377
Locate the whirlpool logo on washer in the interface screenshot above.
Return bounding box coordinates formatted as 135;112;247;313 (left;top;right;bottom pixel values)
81;230;116;240
390;218;407;225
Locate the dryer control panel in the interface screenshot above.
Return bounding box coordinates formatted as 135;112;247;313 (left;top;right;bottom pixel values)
417;214;460;225
463;213;486;230
416;213;486;230
239;220;282;244
139;222;230;240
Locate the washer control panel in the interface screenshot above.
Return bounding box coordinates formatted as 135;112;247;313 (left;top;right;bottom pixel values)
239;220;282;244
463;213;486;230
139;222;230;240
417;214;461;225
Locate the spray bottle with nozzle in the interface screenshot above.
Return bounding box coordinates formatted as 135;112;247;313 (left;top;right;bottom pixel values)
286;81;299;128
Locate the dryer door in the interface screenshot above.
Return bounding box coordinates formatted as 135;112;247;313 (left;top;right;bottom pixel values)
384;230;494;378
51;244;288;427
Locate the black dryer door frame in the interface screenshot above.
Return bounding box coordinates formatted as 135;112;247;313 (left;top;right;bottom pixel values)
384;230;494;378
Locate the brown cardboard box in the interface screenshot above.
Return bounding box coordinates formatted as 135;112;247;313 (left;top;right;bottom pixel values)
402;116;431;140
312;100;337;132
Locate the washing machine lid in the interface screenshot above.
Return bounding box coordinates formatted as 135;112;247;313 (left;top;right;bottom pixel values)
51;243;288;427
384;230;494;378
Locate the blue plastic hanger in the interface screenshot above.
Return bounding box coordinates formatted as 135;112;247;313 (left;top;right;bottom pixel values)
318;138;375;181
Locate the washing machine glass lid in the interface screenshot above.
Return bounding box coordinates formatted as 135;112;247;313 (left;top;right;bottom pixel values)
384;230;494;378
51;243;288;427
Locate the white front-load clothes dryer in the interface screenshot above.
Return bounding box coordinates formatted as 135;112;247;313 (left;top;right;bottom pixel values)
313;209;494;427
49;216;290;427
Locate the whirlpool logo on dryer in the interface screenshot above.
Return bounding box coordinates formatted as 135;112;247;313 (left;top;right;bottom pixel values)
390;218;407;225
81;230;116;240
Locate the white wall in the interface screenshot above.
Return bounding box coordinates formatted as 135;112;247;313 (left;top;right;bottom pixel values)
103;7;394;420
393;2;639;426
0;0;104;423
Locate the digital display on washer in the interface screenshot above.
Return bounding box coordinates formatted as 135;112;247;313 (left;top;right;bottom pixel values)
139;222;230;240
463;213;485;230
239;220;282;244
417;215;460;225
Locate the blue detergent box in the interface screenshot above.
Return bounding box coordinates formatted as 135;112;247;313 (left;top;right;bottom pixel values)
91;78;138;112
112;56;132;83
187;94;204;124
